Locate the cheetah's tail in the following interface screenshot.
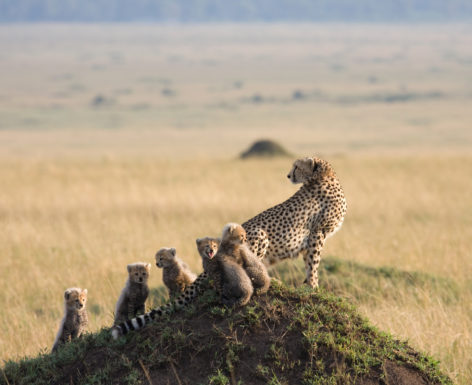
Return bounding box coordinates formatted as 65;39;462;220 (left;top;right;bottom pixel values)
111;304;172;338
111;271;209;339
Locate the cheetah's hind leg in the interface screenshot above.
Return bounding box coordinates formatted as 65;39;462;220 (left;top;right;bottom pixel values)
246;228;269;260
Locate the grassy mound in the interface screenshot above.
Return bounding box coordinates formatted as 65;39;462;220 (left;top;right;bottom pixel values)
240;139;292;159
1;281;451;385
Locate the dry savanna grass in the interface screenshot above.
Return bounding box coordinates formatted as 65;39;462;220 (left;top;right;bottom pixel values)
0;23;471;384
0;155;471;384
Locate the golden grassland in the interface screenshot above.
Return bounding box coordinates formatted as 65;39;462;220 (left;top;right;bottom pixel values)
0;23;471;384
0;156;471;384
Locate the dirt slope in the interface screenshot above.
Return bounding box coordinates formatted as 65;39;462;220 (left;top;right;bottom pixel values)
1;281;452;385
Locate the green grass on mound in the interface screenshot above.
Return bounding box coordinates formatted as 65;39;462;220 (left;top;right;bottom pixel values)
0;281;452;385
274;257;461;305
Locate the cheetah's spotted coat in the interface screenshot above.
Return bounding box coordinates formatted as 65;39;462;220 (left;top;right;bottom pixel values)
111;156;346;337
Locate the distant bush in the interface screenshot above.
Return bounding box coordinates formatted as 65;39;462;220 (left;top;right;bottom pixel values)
292;89;306;100
240;139;291;159
90;94;114;107
161;88;175;97
250;94;263;104
233;80;244;89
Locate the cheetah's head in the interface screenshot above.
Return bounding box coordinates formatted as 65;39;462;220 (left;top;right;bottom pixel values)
155;247;177;268
287;157;334;184
64;287;88;310
196;237;220;261
127;262;151;284
221;222;247;245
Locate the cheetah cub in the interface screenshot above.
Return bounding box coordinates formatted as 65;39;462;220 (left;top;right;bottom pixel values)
114;262;151;325
155;247;197;298
196;237;220;272
196;236;253;307
52;287;88;353
221;223;270;295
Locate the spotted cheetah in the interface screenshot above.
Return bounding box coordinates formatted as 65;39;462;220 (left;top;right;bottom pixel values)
111;271;211;338
52;288;88;352
221;223;270;295
202;226;254;307
242;156;346;288
155;247;197;298
112;240;217;338
196;236;220;273
111;156;345;338
112;234;253;338
114;262;151;325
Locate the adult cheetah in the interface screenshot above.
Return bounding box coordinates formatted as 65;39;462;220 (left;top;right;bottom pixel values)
242;156;346;288
111;156;345;338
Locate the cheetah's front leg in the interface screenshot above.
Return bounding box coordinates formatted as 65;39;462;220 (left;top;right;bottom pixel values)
303;231;326;288
128;292;137;320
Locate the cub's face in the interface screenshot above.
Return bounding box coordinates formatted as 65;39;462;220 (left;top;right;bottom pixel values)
222;223;247;245
196;237;220;261
127;263;151;284
287;157;332;184
65;288;87;310
155;248;176;268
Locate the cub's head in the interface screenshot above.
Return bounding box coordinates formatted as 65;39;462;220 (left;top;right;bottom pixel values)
127;262;151;284
287;157;334;184
196;237;220;261
221;223;247;245
155;247;177;268
64;288;87;310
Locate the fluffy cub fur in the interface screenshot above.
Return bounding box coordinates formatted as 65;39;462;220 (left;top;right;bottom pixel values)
197;233;253;307
52;287;88;352
222;223;270;295
155;247;197;298
196;237;220;272
114;262;151;325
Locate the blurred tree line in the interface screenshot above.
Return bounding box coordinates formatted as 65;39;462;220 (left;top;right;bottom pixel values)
1;0;471;22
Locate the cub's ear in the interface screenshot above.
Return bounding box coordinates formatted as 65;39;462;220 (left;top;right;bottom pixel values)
82;289;88;296
64;290;70;300
303;157;314;171
216;238;222;243
170;248;176;257
312;157;320;172
196;238;201;245
227;223;237;237
145;263;151;272
127;264;133;273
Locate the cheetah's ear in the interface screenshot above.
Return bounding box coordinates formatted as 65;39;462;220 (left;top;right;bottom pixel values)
145;263;151;272
312;157;320;172
127;264;133;273
170;248;176;257
82;289;88;296
64;290;70;300
196;238;201;246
